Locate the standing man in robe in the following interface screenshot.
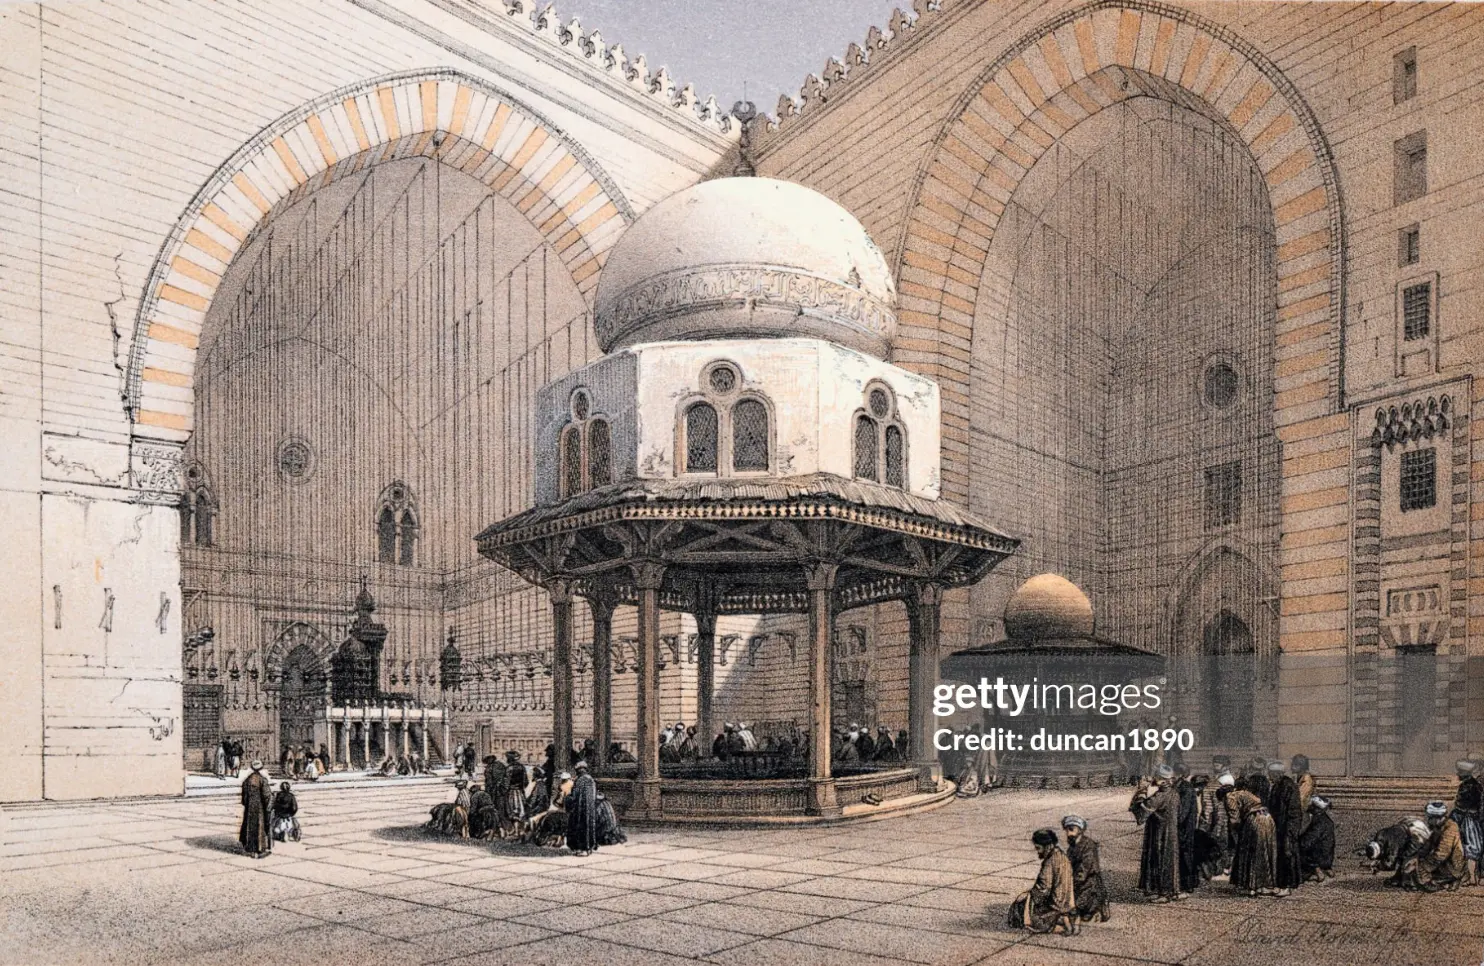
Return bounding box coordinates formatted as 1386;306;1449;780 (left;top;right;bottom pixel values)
1265;759;1303;896
1299;794;1335;881
1134;764;1182;901
1062;815;1109;922
1009;828;1077;934
501;750;528;839
238;760;272;859
1291;754;1316;816
1226;780;1276;896
565;761;600;856
1174;763;1201;893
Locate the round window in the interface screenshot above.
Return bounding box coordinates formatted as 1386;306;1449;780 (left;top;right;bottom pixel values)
571;389;591;420
868;387;891;419
276;438;314;483
707;363;739;394
1203;362;1239;409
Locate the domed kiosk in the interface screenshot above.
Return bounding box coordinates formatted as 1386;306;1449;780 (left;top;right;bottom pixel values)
477;175;1019;823
941;575;1165;789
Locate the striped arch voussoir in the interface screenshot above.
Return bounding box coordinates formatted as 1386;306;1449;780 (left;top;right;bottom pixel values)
128;69;634;443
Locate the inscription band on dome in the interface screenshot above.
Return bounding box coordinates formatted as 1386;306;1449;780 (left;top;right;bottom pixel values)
595;263;896;352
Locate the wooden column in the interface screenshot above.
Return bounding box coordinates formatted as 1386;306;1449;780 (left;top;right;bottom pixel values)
632;561;666;818
695;608;718;754
805;561;840;817
907;582;945;792
549;579;575;778
588;593;616;774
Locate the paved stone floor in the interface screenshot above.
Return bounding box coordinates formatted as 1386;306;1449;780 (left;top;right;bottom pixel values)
2;783;1480;966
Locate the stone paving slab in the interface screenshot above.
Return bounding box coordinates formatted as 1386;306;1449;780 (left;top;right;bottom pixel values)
1;784;1479;966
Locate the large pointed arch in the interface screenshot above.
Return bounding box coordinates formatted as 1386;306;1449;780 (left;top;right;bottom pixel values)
894;0;1346;505
126;68;635;444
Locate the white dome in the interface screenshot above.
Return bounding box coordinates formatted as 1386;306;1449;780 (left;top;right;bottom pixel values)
1003;574;1095;641
594;177;897;358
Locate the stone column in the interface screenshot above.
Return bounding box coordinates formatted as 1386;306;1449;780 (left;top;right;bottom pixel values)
420;708;429;760
381;703;389;760
588;593;616;774
400;707;410;758
907;582;945;792
631;562;666;818
805;562;840;817
339;712;350;769
550;579;575;777
694;597;718;753
442;717;451;767
361;709;371;767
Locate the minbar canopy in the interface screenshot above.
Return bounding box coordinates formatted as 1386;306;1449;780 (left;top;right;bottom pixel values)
475;472;1018;613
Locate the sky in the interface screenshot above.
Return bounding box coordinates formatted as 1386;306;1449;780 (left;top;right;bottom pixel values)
553;1;905;111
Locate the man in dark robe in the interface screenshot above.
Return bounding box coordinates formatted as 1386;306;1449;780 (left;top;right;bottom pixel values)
1133;764;1181;901
1062;815;1108;922
1265;759;1303;894
855;727;876;761
501;750;529;838
608;743;636;764
1245;758;1271;801
467;783;497;839
565;761;600;856
483;755;501;798
896;730;909;761
1174;764;1201;893
461;744;478;782
1226;784;1277;895
1008;829;1077;934
238;760;272;858
1299;794;1335;881
271;781;299;843
711;727;731;760
541;744;557;793
873;727;897;762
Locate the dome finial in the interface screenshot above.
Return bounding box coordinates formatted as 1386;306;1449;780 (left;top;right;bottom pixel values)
1004;574;1094;641
731;100;757;177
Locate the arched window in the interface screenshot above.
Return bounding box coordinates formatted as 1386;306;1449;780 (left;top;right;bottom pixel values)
732;399;770;472
560;425;583;499
684;402;719;473
377;507;398;563
589;419;612;487
678;362;772;476
557;389;613;499
376;482;417;566
194;488;216;546
398;509;418;566
853;385;907;489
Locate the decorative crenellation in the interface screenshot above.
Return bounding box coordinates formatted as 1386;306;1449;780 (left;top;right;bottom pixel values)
1369;394;1452;449
488;0;737;136
748;1;944;144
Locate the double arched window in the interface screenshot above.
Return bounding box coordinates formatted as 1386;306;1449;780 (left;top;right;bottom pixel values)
853;383;907;489
179;462;217;546
376;482;419;565
678;362;772;476
558;388;612;499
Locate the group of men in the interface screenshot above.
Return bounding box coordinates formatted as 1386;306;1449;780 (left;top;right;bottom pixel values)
1009;816;1109;934
376;750;435;777
283;741;331;780
834;724;908;765
236;760;302;857
430;751;625;856
1132;754;1333;900
213;736;245;779
1359;758;1483;891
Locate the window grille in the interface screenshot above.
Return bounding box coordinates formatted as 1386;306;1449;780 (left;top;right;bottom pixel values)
732;399;769;471
1204;461;1242;530
1400;447;1436;511
588;419;612;487
686;403;719;473
854;414;879;481
884;424;905;488
1403;282;1431;341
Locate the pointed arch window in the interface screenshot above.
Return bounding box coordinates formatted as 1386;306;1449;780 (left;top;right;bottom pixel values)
853;384;907;489
678;362;772;476
376;482;418;566
558;388;614;499
179;462;217;547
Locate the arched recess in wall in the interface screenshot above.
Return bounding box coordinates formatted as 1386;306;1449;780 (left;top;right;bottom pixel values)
124;68;635;451
892;0;1346;509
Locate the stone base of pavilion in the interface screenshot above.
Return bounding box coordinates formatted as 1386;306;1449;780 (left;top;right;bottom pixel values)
596;767;957;826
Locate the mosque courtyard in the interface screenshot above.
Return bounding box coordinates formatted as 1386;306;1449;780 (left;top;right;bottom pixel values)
2;783;1479;966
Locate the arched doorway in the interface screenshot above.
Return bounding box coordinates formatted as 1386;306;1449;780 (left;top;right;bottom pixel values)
278;644;326;755
1203;611;1254;747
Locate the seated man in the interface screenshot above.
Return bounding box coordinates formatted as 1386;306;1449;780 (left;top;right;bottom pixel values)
467;783;498;839
607;743;637;764
1009;828;1077;935
528;771;573;847
1062;815;1108;922
271;782;300;843
1384;818;1434;886
1403;801;1466;891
